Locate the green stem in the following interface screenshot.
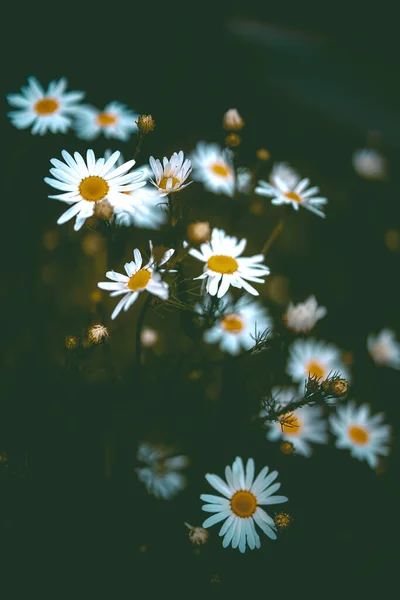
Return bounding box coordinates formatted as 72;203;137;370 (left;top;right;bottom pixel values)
133;132;144;161
260;216;284;255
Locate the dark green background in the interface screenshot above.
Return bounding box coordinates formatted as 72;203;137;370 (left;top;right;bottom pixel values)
2;1;399;596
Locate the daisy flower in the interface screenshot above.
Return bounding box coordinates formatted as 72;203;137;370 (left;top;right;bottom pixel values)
236;167;253;194
136;442;189;500
190;142;235;197
329;401;391;468
149;151;192;196
352;149;387;180
255;162;327;218
45;149;146;231
97;242;175;320
261;387;328;457
367;329;400;369
284;296;327;333
287;338;350;392
189;228;270;298
200;456;288;553
73;101;139;141
199;293;272;355
7;77;84;135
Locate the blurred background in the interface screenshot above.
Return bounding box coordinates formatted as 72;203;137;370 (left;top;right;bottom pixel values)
2;0;399;595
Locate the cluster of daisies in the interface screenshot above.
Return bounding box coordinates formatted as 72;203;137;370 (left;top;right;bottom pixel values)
9;77;396;553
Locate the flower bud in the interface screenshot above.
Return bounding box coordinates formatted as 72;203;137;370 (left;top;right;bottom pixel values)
65;335;79;350
187;221;211;243
223;108;244;131
88;324;109;344
225;133;241;148
256;148;270;161
93;199;114;220
141;327;158;347
184;523;209;545
322;377;349;397
137;114;156;134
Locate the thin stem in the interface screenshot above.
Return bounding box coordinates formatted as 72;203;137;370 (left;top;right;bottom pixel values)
260;216;284;255
133;132;144;161
135;294;152;366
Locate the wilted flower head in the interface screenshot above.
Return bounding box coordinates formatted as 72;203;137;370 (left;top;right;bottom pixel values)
225;133;241;147
65;335;79;350
184;523;209;545
137;114;156;134
88;324;109;344
274;512;293;530
284;296;327;333
352;149;387;180
223;108;244;131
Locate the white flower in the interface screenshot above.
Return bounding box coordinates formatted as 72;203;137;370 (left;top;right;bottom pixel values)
190;142;235;197
236;167;252;194
352;149;387;180
329;401;391;468
149;151;192;196
73;101;139;141
198;293;272;355
287;338;350;393
367;329;400;369
140;327;158;347
255;162;327;218
284;296;327;333
97;242;174;320
7;77;84;135
136;442;189;500
200;456;288;553
45;149;146;231
189;228;270;298
262;387;328;457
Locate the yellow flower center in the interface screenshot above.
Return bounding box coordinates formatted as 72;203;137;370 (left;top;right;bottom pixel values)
281;413;301;436
306;360;326;379
211;163;231;178
230;490;257;518
348;425;369;445
34;98;59;115
284;191;302;203
159;176;181;190
96;112;117;126
128;269;151;291
221;314;244;333
79;176;109;202
207;255;238;274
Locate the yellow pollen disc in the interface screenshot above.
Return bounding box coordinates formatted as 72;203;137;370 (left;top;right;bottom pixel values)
159;176;181;190
221;313;244;333
207;255;238;274
34;97;59;115
96;112;117;126
348;425;369;445
230;490;257;518
211;163;231;178
306;360;326;379
79;176;109;202
281;413;301;436
128;269;151;291
284;191;302;203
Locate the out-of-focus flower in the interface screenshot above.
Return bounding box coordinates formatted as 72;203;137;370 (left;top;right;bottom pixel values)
236;167;253;194
223;108;244;131
256;148;270;161
137;114;156;134
199;293;272;355
97;242;174;320
187;221;211;243
190;142;235;197
88;324;109;344
287;338;350;394
7;77;84;135
136;442;189;500
255;162;327;218
73;102;139;140
200;456;288;553
65;335;79;350
149;151;192;196
140;327;158;347
284;296;327;333
352;149;387;180
261;387;328;457
45;150;146;231
225;133;241;147
184;523;209;545
189;228;270;298
367;329;400;369
274;512;293;530
329;401;391;469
